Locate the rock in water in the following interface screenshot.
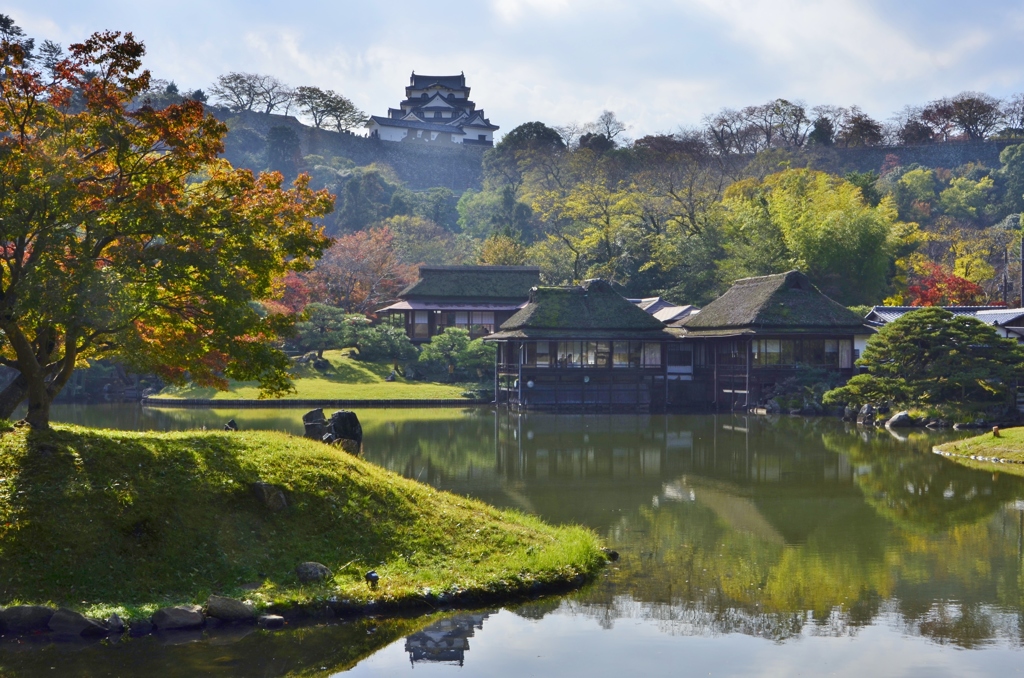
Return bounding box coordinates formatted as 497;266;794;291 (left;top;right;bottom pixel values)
205;595;256;623
107;613;125;634
295;561;332;583
0;605;56;633
328;410;362;444
258;614;285;629
48;608;109;637
151;605;204;630
886;411;915;428
303;409;328;441
251;482;288;512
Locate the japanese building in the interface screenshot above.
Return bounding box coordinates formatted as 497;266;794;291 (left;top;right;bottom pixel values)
366;73;499;146
378;265;540;344
668;270;873;409
485;279;675;412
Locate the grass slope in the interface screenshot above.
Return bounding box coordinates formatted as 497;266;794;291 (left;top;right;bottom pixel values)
934;426;1024;476
0;425;603;620
153;350;471;400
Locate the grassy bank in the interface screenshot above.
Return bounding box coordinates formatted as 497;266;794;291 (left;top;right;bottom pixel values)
934;426;1024;476
152;349;472;401
0;425;604;621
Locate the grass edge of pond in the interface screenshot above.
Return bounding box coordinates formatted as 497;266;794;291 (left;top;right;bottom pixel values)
933;425;1024;477
0;425;605;623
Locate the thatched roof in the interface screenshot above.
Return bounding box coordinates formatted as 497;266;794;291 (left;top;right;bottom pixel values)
486;279;672;340
675;270;867;337
400;265;540;302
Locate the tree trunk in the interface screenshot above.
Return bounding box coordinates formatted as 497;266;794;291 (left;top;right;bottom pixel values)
0;372;28;420
24;374;52;430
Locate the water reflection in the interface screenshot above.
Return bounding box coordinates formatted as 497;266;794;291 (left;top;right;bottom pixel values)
36;404;1024;670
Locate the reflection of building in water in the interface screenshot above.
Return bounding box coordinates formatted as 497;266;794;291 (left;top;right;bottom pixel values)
404;612;493;667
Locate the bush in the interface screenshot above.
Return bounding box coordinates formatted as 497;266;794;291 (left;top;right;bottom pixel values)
353;325;418;363
418;328;495;382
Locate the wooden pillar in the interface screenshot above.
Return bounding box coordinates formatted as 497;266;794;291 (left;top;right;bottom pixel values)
746;338;752;410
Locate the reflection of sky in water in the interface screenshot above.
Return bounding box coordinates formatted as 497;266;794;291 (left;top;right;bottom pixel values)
347;607;1024;677
37;405;1024;674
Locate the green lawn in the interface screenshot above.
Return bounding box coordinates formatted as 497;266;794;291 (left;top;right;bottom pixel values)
0;425;605;620
153;350;474;400
934;426;1024;476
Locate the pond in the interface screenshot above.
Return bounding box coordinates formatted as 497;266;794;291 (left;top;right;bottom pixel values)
3;404;1024;677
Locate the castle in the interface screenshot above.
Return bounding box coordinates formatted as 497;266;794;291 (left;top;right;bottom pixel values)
366;73;498;146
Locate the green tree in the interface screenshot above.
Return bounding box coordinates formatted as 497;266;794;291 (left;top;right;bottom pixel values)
939;175;994;220
293;304;367;358
998;144;1024;214
353;325;418;363
823;308;1024;411
0;32;333;428
720;169;912;305
418;328;494;381
293;86;366;132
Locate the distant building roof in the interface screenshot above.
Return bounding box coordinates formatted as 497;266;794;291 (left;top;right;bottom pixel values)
487;279;672;340
400;266;540;302
676;270;868;337
368;115;467;135
408;73;468;92
865;305;1011;325
629;296;699;324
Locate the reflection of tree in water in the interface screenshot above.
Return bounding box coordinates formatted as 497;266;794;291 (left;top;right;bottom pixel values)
403;611;495;667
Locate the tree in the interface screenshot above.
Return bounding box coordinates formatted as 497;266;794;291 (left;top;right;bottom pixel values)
418;328;494;381
210;72;293;114
293;86;365;131
354;325;418;363
720;169;911;304
479;233;528;265
905;262;986;306
948;91;1003;141
836;108;884;147
304;227;416;314
823;308;1024;411
293;304;367;358
0;32;333;428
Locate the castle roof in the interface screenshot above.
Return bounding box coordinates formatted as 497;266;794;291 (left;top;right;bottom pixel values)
408;73;468;92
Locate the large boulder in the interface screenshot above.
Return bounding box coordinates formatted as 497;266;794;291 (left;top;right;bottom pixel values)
151;605;204;630
0;605;55;633
856;404;875;426
48;608;109;637
295;561;332;584
328;410;362;445
886;411;916;428
303;409;328;441
251;482;288;512
205;595;255;623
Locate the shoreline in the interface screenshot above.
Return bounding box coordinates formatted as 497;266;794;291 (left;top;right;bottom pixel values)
141;397;492;408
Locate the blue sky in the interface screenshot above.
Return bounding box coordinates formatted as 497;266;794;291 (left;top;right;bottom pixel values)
8;0;1024;139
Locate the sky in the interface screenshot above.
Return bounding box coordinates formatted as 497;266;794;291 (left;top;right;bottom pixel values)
7;0;1024;140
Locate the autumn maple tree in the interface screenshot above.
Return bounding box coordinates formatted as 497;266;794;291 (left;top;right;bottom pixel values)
0;31;332;428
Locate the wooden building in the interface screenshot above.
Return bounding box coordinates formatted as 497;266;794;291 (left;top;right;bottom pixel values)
378;265;539;344
668;271;872;409
484;279;675;412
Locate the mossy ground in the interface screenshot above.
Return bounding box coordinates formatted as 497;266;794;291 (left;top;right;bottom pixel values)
0;425;603;620
934;426;1024;476
154;350;473;400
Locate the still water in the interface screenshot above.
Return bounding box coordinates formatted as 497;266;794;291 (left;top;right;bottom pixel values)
4;404;1024;677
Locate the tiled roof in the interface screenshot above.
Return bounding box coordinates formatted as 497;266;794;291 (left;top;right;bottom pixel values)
368;116;467;135
865;305;1009;325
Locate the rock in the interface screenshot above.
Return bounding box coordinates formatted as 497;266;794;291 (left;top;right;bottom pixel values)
843;406;857;421
0;605;55;633
223;419;238;431
336;438;361;456
765;399;781;415
321;432;335;444
601;548;620;562
48;608;109;637
365;570;380;589
205;595;256;623
128;619;154;637
151;605;204;630
857;404;875;426
258;614;285;629
302;408;326;425
107;613;125;635
251;482;288;512
876;403;891;415
328;410;362;445
385;371;396;382
303;408;328;440
886;411;916;428
313;359;332;371
295;561;332;584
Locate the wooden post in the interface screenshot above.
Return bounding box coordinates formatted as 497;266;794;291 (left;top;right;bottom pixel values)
746;338;752;410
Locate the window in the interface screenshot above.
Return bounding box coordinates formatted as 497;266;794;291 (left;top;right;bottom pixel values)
824;339;839;366
629;341;643;368
558;341;582;367
643;342;662;367
536;341;550;368
470;311;494;334
613;341;630;367
413;311;429;339
478;134;487;141
595;341;611;367
666;343;693;367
